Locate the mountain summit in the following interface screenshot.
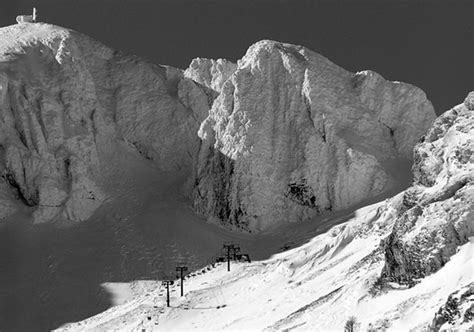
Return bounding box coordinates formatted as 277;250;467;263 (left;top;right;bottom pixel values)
0;23;211;223
192;40;435;231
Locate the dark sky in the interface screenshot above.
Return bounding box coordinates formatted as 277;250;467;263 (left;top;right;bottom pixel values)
1;0;472;114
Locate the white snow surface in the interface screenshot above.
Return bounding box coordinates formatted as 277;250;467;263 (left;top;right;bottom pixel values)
57;100;474;331
57;197;473;331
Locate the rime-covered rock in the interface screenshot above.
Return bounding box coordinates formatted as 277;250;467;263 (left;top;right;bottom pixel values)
184;58;237;93
381;94;474;285
431;283;474;330
192;40;436;231
0;23;210;223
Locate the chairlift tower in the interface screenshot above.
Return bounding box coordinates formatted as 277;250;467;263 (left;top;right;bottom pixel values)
176;264;188;297
232;246;241;260
161;279;173;307
223;242;236;272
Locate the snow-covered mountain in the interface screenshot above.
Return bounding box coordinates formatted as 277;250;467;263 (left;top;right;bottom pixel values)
0;23;210;223
191;40;435;232
0;22;472;331
0;24;436;231
59;94;473;331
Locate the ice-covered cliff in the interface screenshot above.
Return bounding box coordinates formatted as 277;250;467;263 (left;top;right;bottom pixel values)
57;94;473;331
191;40;436;231
0;25;437;231
0;23;211;223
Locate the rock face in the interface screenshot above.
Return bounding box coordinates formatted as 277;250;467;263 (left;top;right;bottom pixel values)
0;23;211;223
184;57;237;94
431;283;474;331
381;94;474;284
0;26;437;230
191;40;436;231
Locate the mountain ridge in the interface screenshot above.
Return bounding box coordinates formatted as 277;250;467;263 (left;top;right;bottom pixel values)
0;23;436;230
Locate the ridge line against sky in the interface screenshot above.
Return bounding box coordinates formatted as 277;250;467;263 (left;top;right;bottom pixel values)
1;0;472;114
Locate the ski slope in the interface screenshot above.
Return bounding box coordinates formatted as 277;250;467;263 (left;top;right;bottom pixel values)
57;186;474;331
0;143;403;331
3;136;471;331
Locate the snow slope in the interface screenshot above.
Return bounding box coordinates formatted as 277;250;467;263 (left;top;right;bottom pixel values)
57;198;473;331
58;96;473;331
1;140;389;331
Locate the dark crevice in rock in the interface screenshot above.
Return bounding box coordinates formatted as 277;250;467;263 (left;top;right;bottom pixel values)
131;141;152;161
1;172;35;206
34;97;48;143
10;100;28;147
285;179;319;211
90;108;98;145
326;182;333;211
382;122;394;138
320;122;327;143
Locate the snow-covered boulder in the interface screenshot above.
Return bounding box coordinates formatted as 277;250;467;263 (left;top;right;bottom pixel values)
192;40;436;231
0;23;211;223
381;93;474;285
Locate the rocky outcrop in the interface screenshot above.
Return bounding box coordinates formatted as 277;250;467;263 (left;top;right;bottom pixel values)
184;58;237;93
431;283;474;331
0;23;211;223
191;40;436;231
381;94;474;285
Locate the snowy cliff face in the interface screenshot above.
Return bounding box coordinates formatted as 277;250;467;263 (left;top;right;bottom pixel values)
58;96;473;332
192;40;436;231
381;93;474;286
0;26;437;230
0;23;210;223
